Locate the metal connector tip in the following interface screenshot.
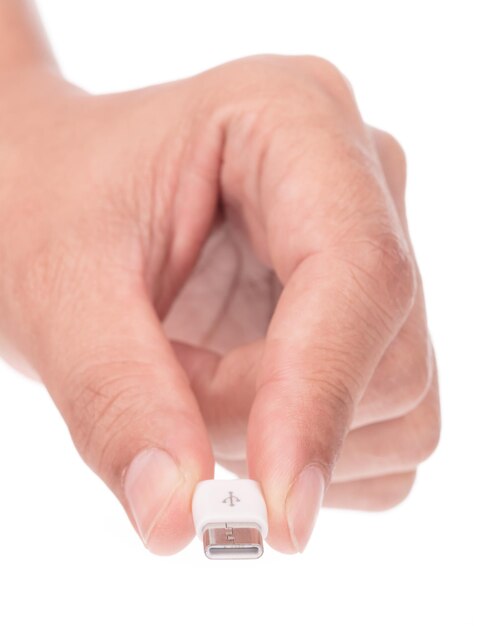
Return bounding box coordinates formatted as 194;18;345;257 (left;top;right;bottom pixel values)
202;523;264;560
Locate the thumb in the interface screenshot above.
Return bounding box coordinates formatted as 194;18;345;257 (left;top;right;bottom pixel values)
34;282;214;555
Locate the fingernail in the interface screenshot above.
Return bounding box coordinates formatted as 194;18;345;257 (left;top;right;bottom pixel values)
286;464;325;553
124;448;184;546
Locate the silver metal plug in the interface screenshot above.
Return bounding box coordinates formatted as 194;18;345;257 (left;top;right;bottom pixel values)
202;523;264;560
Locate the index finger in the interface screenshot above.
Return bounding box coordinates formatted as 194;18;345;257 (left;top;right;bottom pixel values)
232;108;416;553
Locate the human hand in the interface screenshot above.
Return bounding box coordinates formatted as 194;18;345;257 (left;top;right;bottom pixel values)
0;55;440;554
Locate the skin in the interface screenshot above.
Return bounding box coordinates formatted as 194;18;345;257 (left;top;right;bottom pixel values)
0;1;440;555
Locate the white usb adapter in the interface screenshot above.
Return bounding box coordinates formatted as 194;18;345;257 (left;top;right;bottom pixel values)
192;479;268;560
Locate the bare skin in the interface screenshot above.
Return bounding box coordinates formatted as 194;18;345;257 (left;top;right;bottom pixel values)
0;1;440;555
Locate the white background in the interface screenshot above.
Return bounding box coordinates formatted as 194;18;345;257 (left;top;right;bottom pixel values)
1;1;479;624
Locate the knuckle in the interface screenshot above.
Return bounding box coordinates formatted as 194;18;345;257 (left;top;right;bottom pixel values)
341;232;417;331
418;412;442;461
376;233;415;294
222;54;355;119
373;471;417;511
367;233;416;320
236;53;348;85
423;422;441;460
301;56;355;101
376;129;407;180
290;55;346;80
383;337;433;415
405;347;433;409
406;404;441;464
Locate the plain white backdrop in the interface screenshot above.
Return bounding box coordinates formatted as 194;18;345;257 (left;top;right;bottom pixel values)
1;1;478;624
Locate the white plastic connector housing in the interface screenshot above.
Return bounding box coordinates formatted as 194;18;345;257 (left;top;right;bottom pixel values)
192;479;268;560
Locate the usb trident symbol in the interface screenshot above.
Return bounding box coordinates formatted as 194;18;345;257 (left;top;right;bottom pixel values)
222;491;240;507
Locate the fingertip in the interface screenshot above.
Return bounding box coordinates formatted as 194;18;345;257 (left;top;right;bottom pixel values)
143;485;196;556
258;465;325;555
285;464;325;552
124;447;212;556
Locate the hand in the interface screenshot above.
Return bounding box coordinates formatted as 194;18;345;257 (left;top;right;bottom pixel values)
0;55;440;554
